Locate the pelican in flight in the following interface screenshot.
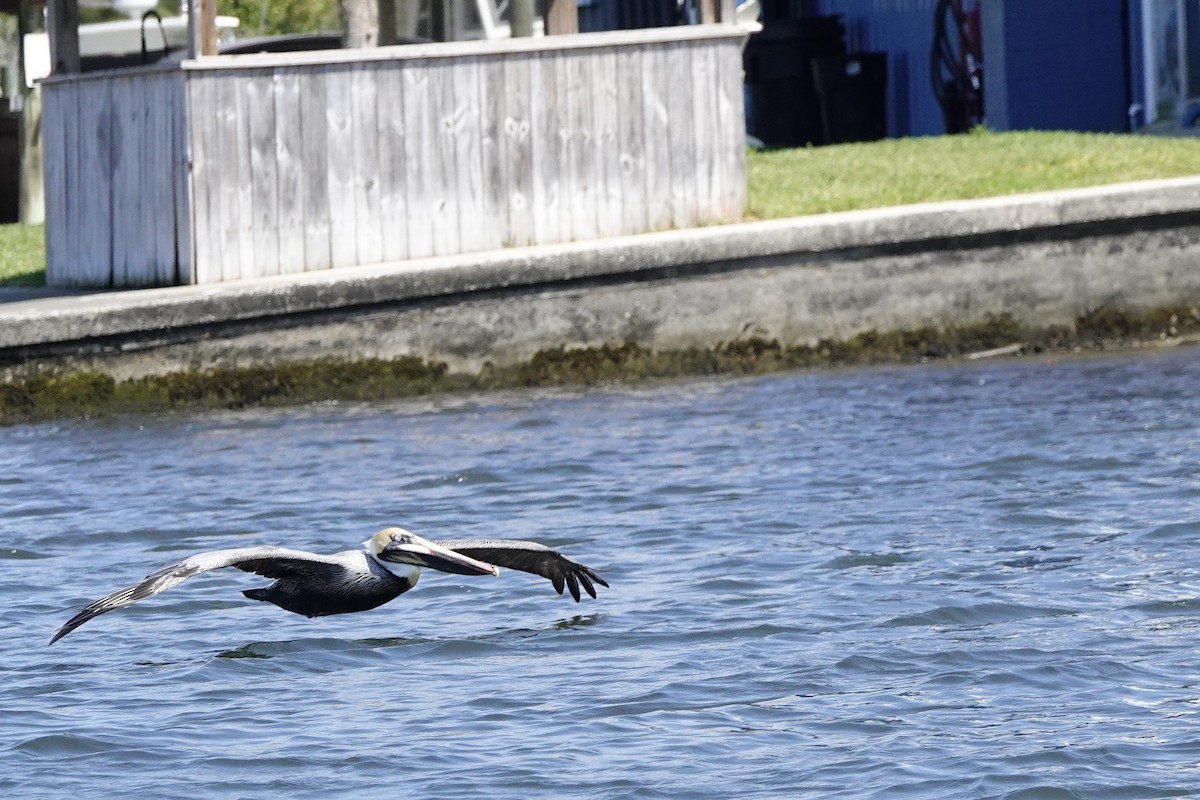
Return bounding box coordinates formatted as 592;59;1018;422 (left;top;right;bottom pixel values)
50;527;608;644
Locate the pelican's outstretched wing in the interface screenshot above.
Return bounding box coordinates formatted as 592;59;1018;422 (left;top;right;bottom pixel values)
430;539;609;601
49;547;346;644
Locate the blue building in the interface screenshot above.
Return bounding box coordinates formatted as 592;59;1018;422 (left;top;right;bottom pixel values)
803;0;1192;137
582;0;1196;140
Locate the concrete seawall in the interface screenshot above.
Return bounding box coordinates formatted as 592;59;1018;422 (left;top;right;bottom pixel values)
4;176;1200;381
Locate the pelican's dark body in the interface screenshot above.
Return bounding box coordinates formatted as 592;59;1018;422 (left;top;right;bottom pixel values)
240;550;415;618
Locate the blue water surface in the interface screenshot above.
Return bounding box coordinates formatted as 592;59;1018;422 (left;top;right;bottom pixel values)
3;348;1200;798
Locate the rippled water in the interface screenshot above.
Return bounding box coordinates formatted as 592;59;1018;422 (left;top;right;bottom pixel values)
4;348;1200;798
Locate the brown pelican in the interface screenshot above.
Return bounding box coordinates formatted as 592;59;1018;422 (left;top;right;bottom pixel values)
50;527;608;644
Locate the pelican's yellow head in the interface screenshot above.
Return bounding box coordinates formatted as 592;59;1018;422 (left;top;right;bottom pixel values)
364;526;410;558
364;527;500;576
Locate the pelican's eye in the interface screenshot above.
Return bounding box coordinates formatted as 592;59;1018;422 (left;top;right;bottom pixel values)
391;532;412;545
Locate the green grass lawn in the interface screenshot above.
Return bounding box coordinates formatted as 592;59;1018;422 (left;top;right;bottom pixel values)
2;130;1199;288
0;223;45;287
746;128;1200;219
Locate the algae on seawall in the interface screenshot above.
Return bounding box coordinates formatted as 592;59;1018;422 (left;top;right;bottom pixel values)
2;305;1199;426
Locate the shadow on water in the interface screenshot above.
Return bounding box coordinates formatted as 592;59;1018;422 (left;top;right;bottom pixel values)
214;613;604;660
214;643;275;660
0;548;44;560
553;613;602;630
214;636;431;660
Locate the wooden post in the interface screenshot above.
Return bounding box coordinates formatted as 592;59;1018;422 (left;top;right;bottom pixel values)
16;0;44;224
510;0;534;38
545;0;578;35
201;0;218;54
431;0;448;41
187;0;195;58
341;0;379;48
378;0;397;46
188;0;219;57
45;0;80;74
702;0;736;23
18;87;43;224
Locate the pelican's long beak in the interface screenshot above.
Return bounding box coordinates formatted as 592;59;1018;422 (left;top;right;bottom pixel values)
378;532;500;576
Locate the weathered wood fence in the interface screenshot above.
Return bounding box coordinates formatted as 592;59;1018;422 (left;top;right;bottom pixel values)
42;66;190;286
41;25;748;287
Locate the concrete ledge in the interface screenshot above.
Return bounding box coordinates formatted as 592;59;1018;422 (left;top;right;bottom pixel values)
4;176;1200;375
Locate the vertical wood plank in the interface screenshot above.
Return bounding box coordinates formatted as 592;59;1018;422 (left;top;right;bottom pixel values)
59;80;82;284
591;47;622;239
553;50;577;241
615;45;647;237
325;65;358;269
147;73;175;286
451;56;487;253
144;73;169;285
478;54;507;251
211;75;235;281
531;50;562;244
641;43;672;233
68;80;86;280
67;79;85;281
247;69;280;276
146;73;168;284
109;77;132;285
402;59;435;258
188;73;223;284
186;74;208;282
667;41;697;230
109;74;142;286
351;63;383;265
431;60;460;256
274;68;306;274
501;53;534;248
690;38;717;226
377;62;409;262
715;38;746;222
565;50;595;243
214;74;244;282
40;83;67;285
299;69;331;271
76;79;113;285
169;72;191;284
232;73;257;279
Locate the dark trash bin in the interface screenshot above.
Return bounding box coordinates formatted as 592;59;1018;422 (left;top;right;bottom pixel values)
812;52;888;144
759;0;818;21
744;15;846;147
